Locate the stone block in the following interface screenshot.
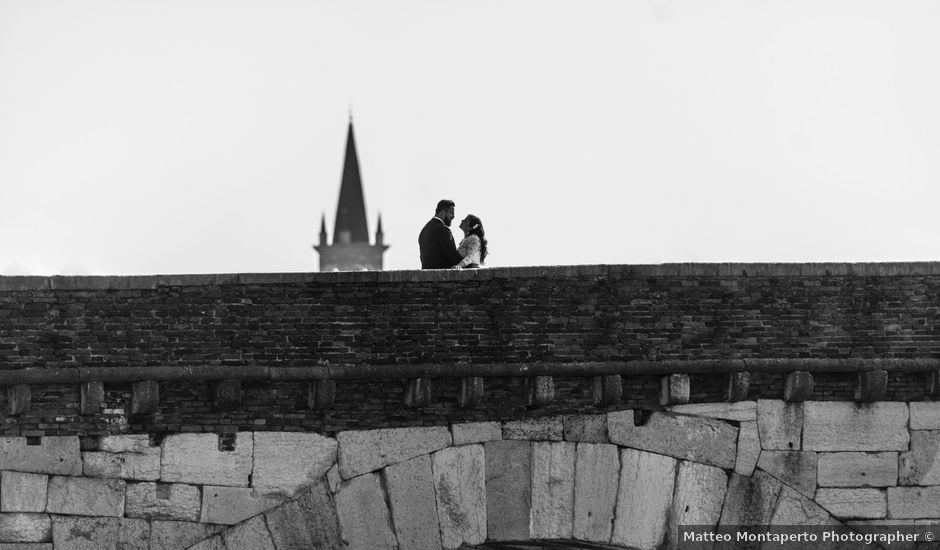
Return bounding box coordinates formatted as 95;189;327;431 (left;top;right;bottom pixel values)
734;421;760;476
0;514;51;543
901;431;940;486
187;536;225;550
125;482;200;521
50;517;149;550
97;434;152;453
502;417;563;441
671;461;727;543
784;371;814;401
816;488;886;519
452;422;501;445
459;377;484;408
221;515;275;550
335;473;396;550
530;442;575;540
326;465;341;493
526;376;554;407
888;486;940;519
855;370;888;402
819;452;898;487
384;454;442;550
607;410;737;469
251;432;337;497
660;373;689;405
803;402;909;451
563;414;607;443
757;400;803;450
911;402;940;430
0;544;52;550
307;380;335;409
7;385;30;416
83;448;161;481
771;486;832;525
130;381;159;414
0;473;47;513
727;371;750;401
612;448;677;550
199;486;285;525
719;471;783;526
149;520;225;550
667;401;757;422
0;437;81;476
161;432;253;486
213;380;241;411
592;374;621;406
432;445;486;548
46;476;125;517
404;378;433;408
573;443;619;542
485;440;531;542
757;451;817;498
263;480;342;550
80;382;103;415
336;426;451;479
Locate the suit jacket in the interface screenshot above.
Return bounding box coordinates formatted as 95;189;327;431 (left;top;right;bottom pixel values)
418;218;462;269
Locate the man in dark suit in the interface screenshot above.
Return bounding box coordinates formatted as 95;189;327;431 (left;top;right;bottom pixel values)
418;199;463;269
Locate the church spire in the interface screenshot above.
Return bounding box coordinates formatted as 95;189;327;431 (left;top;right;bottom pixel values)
333;118;369;244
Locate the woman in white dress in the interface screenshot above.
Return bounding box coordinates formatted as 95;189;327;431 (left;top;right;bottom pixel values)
452;214;488;268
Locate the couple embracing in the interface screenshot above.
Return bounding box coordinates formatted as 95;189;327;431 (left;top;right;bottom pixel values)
418;199;488;269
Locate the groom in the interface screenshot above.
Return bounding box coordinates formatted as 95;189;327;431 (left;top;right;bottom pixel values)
418;199;463;269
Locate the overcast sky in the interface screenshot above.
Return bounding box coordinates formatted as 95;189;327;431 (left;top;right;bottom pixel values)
1;1;938;275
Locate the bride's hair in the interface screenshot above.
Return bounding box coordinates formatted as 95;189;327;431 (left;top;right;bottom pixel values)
465;214;488;264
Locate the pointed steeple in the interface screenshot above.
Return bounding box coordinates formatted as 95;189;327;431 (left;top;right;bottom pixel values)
375;212;384;246
333;118;370;244
318;213;328;246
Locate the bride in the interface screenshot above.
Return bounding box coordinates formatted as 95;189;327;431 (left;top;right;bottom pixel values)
452;214;488;268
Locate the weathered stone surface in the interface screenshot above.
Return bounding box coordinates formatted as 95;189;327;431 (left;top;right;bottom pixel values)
432;445;486;548
855;370;888;402
149;520;224;550
46;476;125;517
187;535;225;550
819;452;898;487
0;544;52;550
887;487;940;519
221;515;275;550
263;480;341;550
735;421;760;476
161;433;253;487
199;486;285;525
459;377;484;408
771;486;832;525
335;473;396;550
326;465;341;493
130;381;159;414
817;488;886;519
80;381;104;415
592;374;621;406
404;377;433;408
336;426;451;479
757;451;817;498
757;400;803;450
727;371;750;402
900;431;940;486
911;402;940;430
0;472;47;513
719;471;783;525
125;482;200;521
529;442;575;540
82;448;161;481
251;432;336;497
6;386;29;416
502;417;563;441
0;514;51;543
384;454;442;550
803;402;909;451
668;401;757;422
660;374;690;405
563;415;607;443
526;376;554;406
607;410;737;469
573;443;619;542
671;461;727;533
452;422;501;446
612;449;677;550
98;434;152;453
51;517;149;550
784;371;814;401
485;440;531;542
0;437;81;476
307;379;335;410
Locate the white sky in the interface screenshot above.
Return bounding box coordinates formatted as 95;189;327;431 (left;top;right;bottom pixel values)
1;1;939;275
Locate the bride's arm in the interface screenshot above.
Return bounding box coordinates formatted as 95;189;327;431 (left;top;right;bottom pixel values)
452;236;479;268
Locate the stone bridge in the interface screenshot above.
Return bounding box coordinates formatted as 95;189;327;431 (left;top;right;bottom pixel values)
1;263;940;549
